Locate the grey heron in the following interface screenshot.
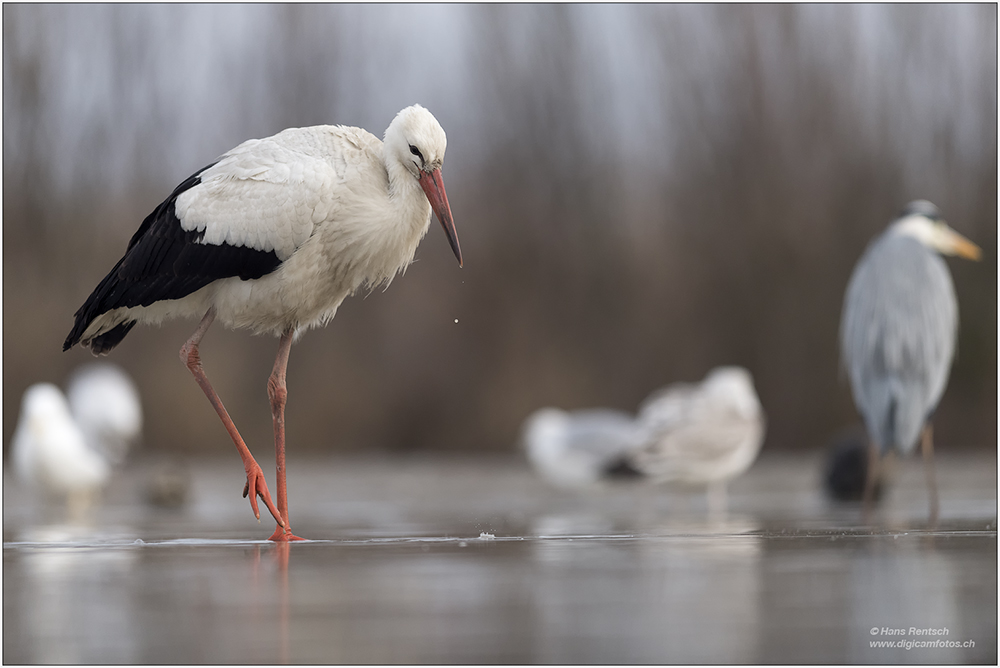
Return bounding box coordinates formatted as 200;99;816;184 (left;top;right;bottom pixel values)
839;200;981;524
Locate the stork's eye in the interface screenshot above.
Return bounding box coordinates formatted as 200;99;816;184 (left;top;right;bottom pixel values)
409;144;423;161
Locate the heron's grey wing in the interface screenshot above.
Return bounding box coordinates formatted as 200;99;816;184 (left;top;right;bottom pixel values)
840;234;958;453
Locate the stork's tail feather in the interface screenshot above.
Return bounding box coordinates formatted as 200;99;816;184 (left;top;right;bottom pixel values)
88;321;137;356
64;313;137;356
63;259;134;354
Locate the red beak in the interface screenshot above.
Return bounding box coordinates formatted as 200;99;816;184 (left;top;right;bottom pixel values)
418;168;462;267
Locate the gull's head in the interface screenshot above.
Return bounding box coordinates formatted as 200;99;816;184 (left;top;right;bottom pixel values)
891;200;981;261
521;408;569;458
384;105;461;266
21;383;73;434
15;384;82;469
14;382;110;493
703;367;762;420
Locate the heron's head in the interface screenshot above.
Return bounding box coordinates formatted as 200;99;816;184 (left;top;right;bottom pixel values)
385;105;462;266
892;200;981;261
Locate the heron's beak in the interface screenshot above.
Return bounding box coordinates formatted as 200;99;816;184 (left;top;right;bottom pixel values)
418;169;463;267
941;224;982;261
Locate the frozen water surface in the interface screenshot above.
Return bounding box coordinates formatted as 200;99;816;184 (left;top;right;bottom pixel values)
4;451;996;663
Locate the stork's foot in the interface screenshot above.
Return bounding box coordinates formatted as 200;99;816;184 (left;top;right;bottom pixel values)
268;525;306;542
242;463;284;527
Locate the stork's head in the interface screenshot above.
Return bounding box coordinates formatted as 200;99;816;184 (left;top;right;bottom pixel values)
892;200;981;260
385;105;462;267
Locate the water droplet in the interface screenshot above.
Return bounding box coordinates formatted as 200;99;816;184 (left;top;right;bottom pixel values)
454;319;459;324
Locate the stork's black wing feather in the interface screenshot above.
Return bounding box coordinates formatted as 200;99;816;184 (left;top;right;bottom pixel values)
64;163;282;353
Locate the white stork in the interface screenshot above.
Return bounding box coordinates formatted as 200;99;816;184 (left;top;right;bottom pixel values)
63;105;462;541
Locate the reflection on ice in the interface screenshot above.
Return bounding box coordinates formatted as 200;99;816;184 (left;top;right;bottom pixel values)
15;527;139;664
527;524;763;662
846;542;961;663
3;453;995;663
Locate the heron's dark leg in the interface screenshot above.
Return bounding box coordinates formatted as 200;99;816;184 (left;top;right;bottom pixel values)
180;308;283;528
921;424;939;528
862;440;880;523
267;330;304;542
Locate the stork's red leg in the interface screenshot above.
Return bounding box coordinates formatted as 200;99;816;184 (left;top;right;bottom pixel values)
267;330;304;541
180;309;283;528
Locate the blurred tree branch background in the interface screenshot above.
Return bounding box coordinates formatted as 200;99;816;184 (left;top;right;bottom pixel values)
3;4;995;458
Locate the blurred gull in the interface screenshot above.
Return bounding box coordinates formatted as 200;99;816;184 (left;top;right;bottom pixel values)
626;366;766;512
840;200;981;523
65;362;142;467
12;364;143;517
12;383;111;517
522;367;765;512
522;408;643;487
